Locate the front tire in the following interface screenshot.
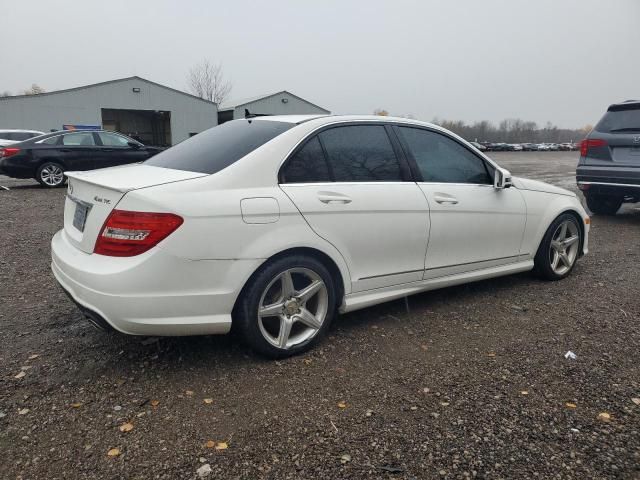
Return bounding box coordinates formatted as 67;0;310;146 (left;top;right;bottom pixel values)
235;255;337;358
36;162;66;188
586;194;622;215
534;213;582;280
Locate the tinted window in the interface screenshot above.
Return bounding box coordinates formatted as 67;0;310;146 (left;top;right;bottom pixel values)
398;127;491;184
595;107;640;133
146;119;293;174
281;136;331;183
41;136;60;145
98;132;131;147
319;125;402;182
62;132;95;146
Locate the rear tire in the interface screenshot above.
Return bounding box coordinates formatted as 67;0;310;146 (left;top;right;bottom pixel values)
586;194;622;215
36;162;66;188
533;213;582;281
235;255;337;358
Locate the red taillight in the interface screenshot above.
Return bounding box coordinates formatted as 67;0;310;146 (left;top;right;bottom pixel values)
0;147;20;158
94;210;183;257
579;138;607;157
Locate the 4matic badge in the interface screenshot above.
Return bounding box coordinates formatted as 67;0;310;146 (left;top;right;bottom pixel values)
93;196;112;205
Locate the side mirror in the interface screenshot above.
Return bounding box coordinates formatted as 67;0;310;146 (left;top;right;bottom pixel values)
128;141;141;149
494;167;512;189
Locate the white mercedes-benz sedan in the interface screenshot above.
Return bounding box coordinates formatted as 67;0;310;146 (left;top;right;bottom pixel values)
51;115;589;357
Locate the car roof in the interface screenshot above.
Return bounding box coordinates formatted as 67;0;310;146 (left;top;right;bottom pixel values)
253;114;448;130
608;100;640;111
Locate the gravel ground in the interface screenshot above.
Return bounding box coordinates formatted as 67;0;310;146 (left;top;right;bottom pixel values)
1;152;639;480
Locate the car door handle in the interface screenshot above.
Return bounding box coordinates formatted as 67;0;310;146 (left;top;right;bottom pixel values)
317;192;352;204
433;194;459;205
60;149;72;153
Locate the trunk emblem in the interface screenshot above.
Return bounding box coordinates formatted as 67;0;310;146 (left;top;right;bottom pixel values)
633;135;640;144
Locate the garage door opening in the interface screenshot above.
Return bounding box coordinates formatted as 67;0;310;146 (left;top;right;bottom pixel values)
101;108;171;147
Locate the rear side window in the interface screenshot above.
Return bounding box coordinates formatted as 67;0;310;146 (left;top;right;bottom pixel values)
146;119;293;174
319;125;402;182
595;106;640;133
397;127;491;184
62;132;95;146
41;136;60;145
280;136;331;183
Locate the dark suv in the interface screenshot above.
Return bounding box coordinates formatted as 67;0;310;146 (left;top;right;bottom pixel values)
577;100;640;214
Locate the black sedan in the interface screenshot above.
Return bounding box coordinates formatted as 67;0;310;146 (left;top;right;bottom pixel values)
0;130;163;187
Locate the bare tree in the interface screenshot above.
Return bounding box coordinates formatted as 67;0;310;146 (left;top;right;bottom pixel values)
0;90;11;97
24;84;45;95
187;60;232;105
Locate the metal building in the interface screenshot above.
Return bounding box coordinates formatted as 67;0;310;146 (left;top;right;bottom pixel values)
0;77;217;146
218;91;330;124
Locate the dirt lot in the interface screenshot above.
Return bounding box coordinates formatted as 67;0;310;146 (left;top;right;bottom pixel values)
1;152;638;479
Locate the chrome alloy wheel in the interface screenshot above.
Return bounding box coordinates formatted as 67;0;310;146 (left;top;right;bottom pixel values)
40;165;64;186
549;219;580;275
257;268;329;350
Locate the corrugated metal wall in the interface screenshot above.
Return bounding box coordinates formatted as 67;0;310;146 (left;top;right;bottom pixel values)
0;78;217;145
233;92;329;119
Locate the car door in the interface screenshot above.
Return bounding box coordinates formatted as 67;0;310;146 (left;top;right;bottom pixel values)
394;126;527;279
94;132;148;169
58;132;99;170
280;124;430;292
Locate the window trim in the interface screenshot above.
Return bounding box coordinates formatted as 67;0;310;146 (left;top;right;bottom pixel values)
392;125;494;185
278;121;414;184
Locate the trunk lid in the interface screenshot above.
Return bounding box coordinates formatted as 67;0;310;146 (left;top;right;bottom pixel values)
63;164;206;253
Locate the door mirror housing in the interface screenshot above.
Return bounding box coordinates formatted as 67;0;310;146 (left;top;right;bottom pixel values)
128;141;142;149
494;167;512;189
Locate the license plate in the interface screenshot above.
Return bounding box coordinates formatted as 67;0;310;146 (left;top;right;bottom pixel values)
631;146;640;155
72;201;89;232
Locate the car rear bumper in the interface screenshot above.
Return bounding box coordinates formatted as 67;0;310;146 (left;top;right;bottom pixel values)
51;229;262;336
576;165;640;198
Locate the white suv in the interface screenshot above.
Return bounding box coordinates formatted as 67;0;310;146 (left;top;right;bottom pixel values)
51;115;589;357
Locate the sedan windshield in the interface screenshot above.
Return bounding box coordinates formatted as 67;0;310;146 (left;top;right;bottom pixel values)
146;119;293;174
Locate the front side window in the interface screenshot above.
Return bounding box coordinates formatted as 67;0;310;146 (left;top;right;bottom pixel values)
397;127;491;184
280;136;331;183
98;132;132;147
146;119;293;174
319;125;402;182
62;132;95;146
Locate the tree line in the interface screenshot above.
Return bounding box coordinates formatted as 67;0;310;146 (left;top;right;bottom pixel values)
432;118;592;144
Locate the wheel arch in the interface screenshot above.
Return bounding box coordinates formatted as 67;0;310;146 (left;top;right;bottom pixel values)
534;207;586;258
35;158;68;176
561;209;586;256
232;246;348;317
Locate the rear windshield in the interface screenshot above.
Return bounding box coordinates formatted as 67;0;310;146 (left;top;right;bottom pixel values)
595;106;640;133
146;119;293;174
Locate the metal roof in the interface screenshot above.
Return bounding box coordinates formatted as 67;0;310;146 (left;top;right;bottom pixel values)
219;90;329;113
0;76;217;105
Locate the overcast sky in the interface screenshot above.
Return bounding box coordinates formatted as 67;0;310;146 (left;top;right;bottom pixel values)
3;0;639;128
